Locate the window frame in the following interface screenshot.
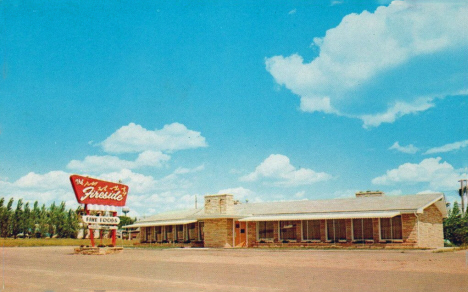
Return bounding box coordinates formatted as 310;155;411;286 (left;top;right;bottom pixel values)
351;218;374;242
379;216;403;242
256;221;274;242
325;219;347;242
301;220;321;242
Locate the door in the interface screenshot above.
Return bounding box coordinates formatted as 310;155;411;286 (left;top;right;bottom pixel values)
235;221;246;246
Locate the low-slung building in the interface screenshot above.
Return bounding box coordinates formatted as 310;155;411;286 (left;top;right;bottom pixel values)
124;191;447;248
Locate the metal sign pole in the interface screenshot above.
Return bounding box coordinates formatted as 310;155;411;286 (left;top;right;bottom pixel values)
85;205;95;247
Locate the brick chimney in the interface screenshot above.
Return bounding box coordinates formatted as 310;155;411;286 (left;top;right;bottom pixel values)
355;191;385;198
204;194;234;214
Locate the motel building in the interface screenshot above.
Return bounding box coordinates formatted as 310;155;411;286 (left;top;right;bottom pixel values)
123;191;447;249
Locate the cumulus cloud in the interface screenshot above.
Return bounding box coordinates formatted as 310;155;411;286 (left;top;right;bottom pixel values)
425;139;468;154
101;122;208;154
0;171;77;208
217;187;255;199
67;151;170;173
266;1;468;127
389;141;419;154
372;157;466;189
240;154;332;187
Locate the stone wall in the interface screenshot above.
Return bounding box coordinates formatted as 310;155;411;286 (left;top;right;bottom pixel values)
418;204;444;248
203;218;234;248
204;194;234;215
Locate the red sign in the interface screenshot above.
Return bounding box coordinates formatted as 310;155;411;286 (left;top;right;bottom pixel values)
70;175;129;206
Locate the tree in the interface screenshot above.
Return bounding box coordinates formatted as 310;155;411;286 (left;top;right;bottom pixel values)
12;199;23;238
23;202;34;238
444;201;468;245
2;198;14;238
118;216;136;229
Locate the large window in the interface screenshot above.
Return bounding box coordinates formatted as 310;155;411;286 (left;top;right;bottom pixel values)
175;225;184;241
188;223;196;241
326;219;346;242
302;220;321;241
165;225;173;241
280;221;297;241
258;221;274;240
155;226;162;242
352;218;373;241
380;216;402;240
198;222;204;241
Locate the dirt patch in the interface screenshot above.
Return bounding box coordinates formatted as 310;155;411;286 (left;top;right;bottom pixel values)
2;247;468;291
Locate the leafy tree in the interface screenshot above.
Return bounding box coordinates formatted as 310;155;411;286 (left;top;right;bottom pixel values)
444;201;468;245
11;199;23;238
118;216;136;229
23;202;34;238
2;198;14;238
38;204;49;238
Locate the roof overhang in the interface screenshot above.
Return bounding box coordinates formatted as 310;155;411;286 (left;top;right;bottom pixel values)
416;194;447;217
238;211;401;221
123;219;197;228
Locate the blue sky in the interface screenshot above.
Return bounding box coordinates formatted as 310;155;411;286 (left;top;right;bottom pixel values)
1;0;467;217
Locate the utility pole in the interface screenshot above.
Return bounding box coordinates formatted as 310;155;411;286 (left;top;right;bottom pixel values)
459;179;467;215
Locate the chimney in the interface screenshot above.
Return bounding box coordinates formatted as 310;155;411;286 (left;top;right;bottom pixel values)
204;194;234;214
355;191;385;198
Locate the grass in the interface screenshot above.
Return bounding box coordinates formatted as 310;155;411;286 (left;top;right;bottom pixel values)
0;238;137;247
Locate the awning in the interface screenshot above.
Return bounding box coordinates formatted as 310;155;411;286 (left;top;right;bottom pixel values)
122;219;197;228
238;211;400;221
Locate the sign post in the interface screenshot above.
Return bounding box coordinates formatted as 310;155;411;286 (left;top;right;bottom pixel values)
70;175;129;248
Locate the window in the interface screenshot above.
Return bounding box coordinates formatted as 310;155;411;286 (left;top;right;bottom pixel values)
380;216;402;240
326;219;346;242
198;222;204;241
302;220;321;241
165;225;173;241
280;221;297;241
145;227;151;242
258;221;274;240
155;226;162;242
175;225;184;241
352;218;373;241
188;223;196;241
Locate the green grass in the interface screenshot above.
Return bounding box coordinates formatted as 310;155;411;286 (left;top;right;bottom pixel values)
0;238;137;247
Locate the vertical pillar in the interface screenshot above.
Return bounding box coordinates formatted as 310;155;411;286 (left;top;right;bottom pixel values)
86;205;95;247
112;211;117;247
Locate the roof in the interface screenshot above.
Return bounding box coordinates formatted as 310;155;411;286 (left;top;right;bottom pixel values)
123;193;447;228
233;193;446;216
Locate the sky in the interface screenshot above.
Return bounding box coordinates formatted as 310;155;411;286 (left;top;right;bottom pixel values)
0;0;467;217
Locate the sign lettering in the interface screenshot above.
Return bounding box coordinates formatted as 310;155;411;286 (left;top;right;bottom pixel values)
70;175;128;207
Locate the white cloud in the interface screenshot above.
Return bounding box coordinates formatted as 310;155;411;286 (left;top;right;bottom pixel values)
288;9;296;15
389;141;419;154
240;154;332;187
359;98;435;128
425;139;468;154
101;122;208;154
372;157;466;189
217;187;255;199
266;1;468;127
67;151;170;173
0;171;75;207
331;1;344;6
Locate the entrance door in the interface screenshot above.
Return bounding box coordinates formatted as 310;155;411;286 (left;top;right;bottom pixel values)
235;221;246;247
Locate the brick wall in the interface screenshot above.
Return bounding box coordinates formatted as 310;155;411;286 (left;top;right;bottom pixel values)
402;214;417;243
246;221;257;247
418;204;444;248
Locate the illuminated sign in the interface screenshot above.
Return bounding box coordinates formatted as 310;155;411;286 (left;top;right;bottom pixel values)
70;175;129;207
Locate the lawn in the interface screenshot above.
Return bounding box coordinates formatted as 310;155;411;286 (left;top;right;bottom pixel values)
0;238;137;247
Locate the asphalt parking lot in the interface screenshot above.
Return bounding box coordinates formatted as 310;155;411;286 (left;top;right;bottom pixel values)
2;247;468;291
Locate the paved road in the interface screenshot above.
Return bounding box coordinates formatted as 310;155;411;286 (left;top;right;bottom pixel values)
2;247;468;291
